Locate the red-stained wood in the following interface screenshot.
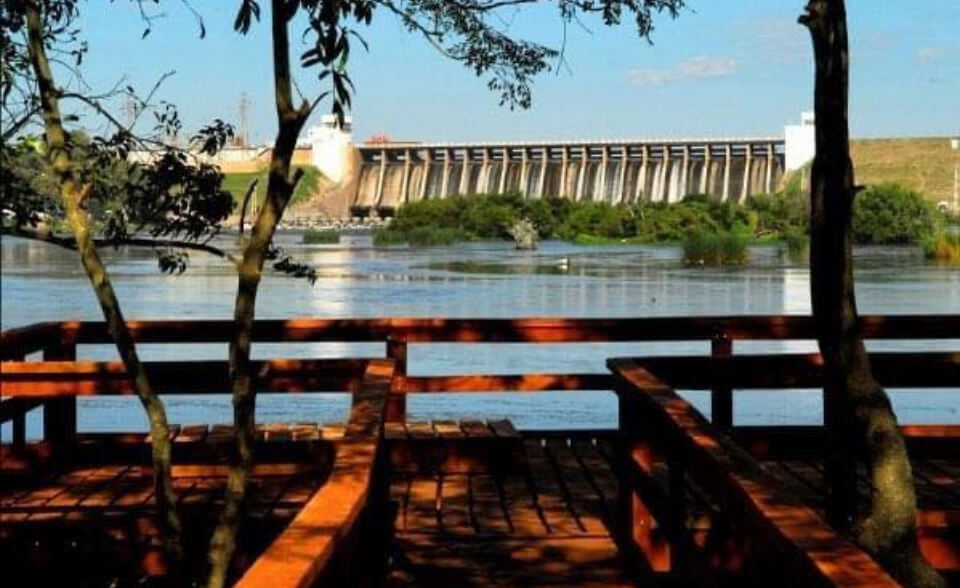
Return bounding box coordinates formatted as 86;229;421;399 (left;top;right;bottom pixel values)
0;358;368;397
735;425;960;460
0;322;59;358
609;359;903;588
5;315;958;348
233;359;393;588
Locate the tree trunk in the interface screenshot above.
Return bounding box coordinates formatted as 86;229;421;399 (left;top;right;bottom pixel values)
23;0;183;566
800;2;943;586
238;178;258;237
204;2;309;586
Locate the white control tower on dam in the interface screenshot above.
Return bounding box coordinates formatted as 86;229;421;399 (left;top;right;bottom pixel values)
311;114;815;215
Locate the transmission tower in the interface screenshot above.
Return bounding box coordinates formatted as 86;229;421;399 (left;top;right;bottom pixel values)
237;92;251;147
122;94;137;129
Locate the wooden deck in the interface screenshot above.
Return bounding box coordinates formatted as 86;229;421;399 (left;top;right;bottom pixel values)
0;425;334;585
2;316;958;587
387;432;632;586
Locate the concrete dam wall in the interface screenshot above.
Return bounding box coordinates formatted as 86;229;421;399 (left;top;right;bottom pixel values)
352;138;785;210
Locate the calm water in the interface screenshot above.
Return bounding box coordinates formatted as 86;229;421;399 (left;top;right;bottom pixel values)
2;233;958;437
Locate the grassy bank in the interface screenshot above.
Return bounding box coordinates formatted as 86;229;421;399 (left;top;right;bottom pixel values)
223;165;323;208
851;137;957;205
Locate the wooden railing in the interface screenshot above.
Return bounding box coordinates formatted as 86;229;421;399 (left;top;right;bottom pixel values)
235;359;393;588
610;359;904;587
3;315;958;448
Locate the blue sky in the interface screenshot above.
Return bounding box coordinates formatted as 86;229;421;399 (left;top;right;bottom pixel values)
71;1;959;144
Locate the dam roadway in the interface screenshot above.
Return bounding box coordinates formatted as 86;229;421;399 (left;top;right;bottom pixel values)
353;137;785;210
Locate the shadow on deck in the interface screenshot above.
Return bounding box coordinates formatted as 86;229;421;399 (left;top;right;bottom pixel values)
386;426;633;587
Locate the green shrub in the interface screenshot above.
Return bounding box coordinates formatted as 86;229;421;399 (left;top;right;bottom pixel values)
302;229;340;244
853;184;939;244
557;202;632;240
633;201;721;242
922;231;960;262
682;230;750;266
744;192;808;237
782;227;809;261
388;197;464;233
523;197;570;238
460;198;517;238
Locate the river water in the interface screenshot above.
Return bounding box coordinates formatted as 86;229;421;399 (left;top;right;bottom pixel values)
2;233;958;438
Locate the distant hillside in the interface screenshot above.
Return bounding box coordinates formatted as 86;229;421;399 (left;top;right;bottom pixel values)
851;137;956;204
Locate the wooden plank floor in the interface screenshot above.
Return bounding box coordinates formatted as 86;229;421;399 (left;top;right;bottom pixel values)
387;429;636;587
0;423;335;586
761;457;960;513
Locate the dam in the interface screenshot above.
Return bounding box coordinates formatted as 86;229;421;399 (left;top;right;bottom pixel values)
352;138;786;209
300;112;815;217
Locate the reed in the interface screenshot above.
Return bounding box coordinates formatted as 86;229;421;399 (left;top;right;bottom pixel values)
682;230;750;266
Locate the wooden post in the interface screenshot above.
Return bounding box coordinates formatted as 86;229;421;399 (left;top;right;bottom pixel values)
385;334;407;423
43;327;77;447
12;409;26;449
711;330;733;430
8;354;27;449
617;391;672;571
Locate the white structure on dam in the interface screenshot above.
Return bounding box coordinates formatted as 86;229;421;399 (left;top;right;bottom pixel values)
307;113;815;215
